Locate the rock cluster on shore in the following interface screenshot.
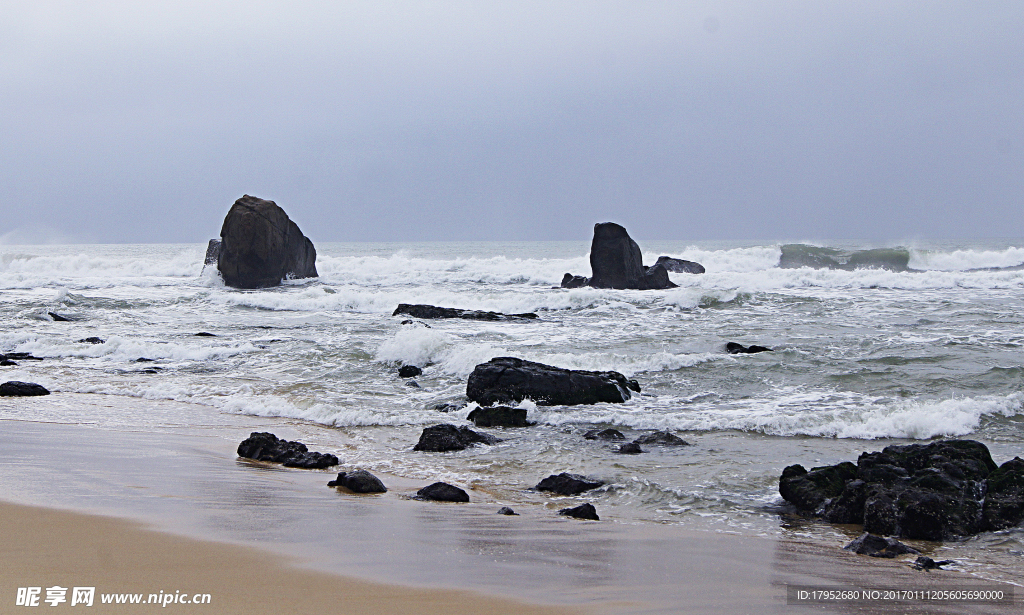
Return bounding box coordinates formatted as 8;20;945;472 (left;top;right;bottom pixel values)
779;439;1024;540
236;432;338;469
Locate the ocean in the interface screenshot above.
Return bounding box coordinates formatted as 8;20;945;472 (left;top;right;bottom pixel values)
1;239;1022;583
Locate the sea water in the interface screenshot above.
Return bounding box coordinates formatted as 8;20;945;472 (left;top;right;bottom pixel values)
1;239;1022;580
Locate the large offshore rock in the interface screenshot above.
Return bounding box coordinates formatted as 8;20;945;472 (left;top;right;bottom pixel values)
561;223;676;290
466;357;640;406
217;195;318;289
779;439;1010;540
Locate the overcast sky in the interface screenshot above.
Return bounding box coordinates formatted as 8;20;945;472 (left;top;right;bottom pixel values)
2;1;1021;244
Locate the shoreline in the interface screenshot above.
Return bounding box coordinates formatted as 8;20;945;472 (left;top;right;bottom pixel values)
0;396;1019;614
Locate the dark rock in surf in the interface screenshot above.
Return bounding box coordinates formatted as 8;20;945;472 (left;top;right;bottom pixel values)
584;428;625;441
655;256;705;274
398;365;422;378
216;195;318;289
559;503;600;520
466;357;640;406
135;357;155;362
413;424;501;452
328;469;387;493
78;337;105;344
560;273;589;289
194;332;217;337
843;533;919;558
4;353;42;361
726;342;772;354
405;380;421;388
632;431;690;446
0;381;50;396
400;319;431;328
497;506;519;515
0;359;16;367
780;439;1007;540
393;304;538;322
236;432;339;469
616;442;644;454
416;482;469;502
585;223;677;290
466;405;531;428
913;556;954;570
204;238;221;265
48;312;71;322
981;457;1024;531
433;403;462;413
535;473;604;496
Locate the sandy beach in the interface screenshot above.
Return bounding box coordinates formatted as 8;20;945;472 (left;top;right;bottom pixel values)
0;394;1017;614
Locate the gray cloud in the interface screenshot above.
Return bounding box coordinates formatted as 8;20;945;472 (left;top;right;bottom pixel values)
2;1;1021;243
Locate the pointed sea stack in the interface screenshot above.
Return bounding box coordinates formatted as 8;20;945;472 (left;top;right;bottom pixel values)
216;195;318;289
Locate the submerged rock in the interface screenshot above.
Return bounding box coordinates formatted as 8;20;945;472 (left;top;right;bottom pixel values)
236;432;338;469
616;442;644;454
497;506;519;516
559;503;600;520
48;312;71;322
412;424;501;452
654;256;705;274
194;332;217;337
78;337;105;344
416;482;469;502
398;365;422;378
4;353;42;361
466;405;531;427
328;469;387;493
0;381;50;396
393;304;538;321
843;533;919;558
466;357;640;406
632;431;690;446
726;342;773;354
913;556;955;570
584;428;625;441
562;223;676;290
216;195;318;289
535;473;604;496
780;439;1010;540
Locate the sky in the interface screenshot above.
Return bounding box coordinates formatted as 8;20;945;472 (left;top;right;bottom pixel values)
1;1;1022;244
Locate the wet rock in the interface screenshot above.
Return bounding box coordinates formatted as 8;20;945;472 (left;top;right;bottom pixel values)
616;442;644;454
654;256;705;274
726;342;772;354
416;482;469;502
328;469;387;493
405;380;421;388
559;273;589;288
497;506;519;515
203;238;221;265
559;503;600;520
78;337;105;344
0;381;50;396
843;533;919;558
216;195;318;289
194;332;217;337
412;424;501;452
584;428;625;441
913;556;954;570
136;357;155;362
535;473;604;496
632;431;690;446
466;405;531;427
586;223;676;290
393;304;538;321
982;457;1024;531
433;403;462;413
236;432;339;469
781;439;1005;540
398;365;422;378
48;312;71;322
400;319;431;328
4;353;42;361
0;358;17;366
466;356;640;406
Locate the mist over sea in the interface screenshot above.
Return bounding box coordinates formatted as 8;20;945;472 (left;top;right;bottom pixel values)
1;239;1022;580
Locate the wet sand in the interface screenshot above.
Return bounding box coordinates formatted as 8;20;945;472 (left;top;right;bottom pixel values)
0;394;1018;614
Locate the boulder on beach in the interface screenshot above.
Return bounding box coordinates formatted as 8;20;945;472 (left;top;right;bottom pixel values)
216;195;318;289
236;432;338;469
412;424;501;452
0;381;50;396
393;304;538;321
466;357;640;406
535;473;604;496
416;482;469;502
654;256;705;274
497;506;519;515
843;533;919;558
632;431;690;446
559;503;600;520
779;439;1018;540
560;223;676;290
328;469;387;493
466;405;531;427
